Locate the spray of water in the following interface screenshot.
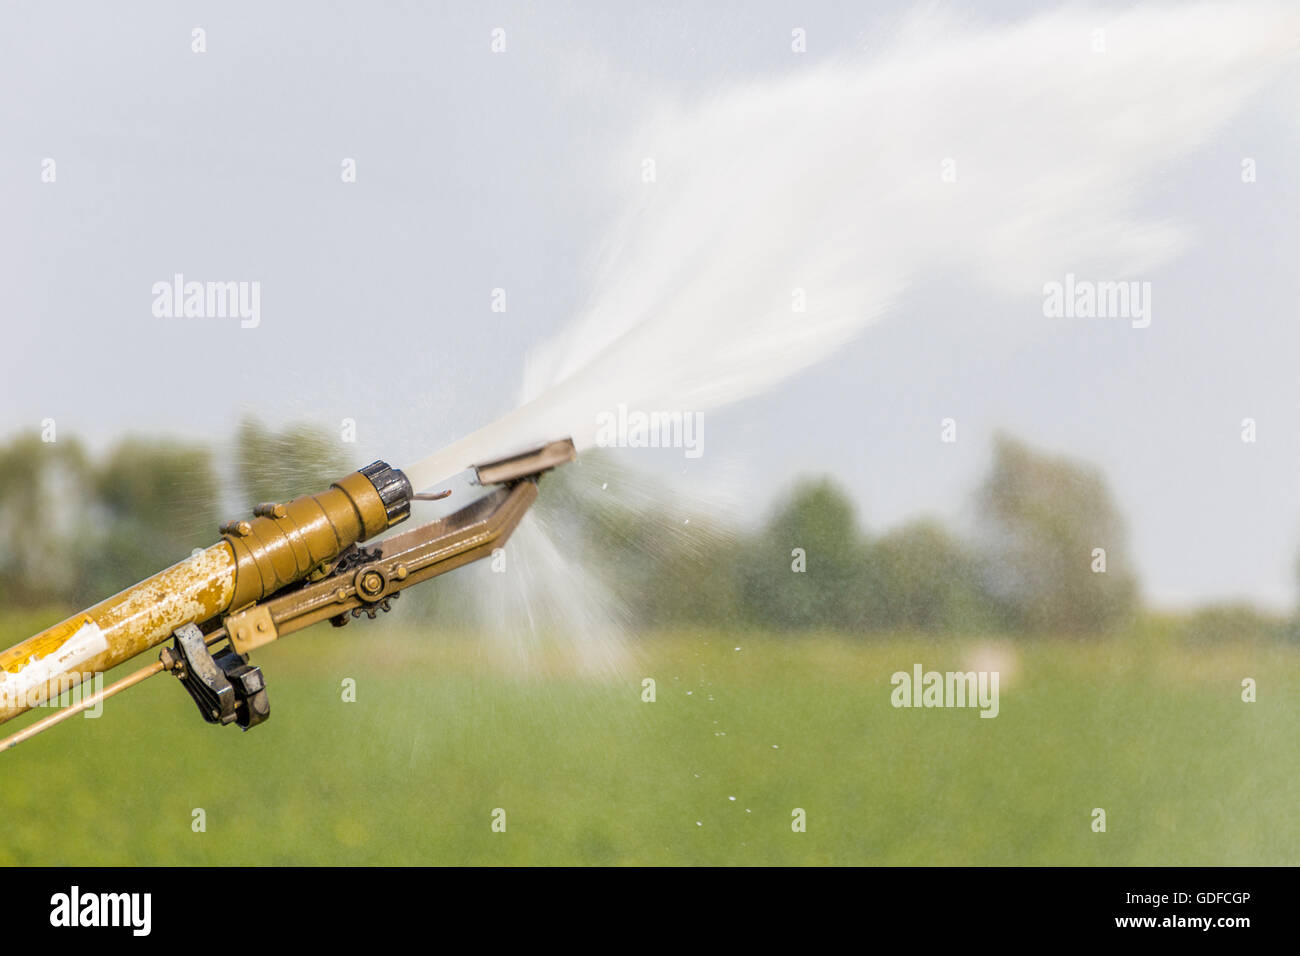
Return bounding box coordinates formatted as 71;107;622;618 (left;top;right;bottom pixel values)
405;1;1296;492
399;2;1298;668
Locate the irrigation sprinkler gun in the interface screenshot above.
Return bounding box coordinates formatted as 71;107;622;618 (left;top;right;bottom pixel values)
0;438;576;751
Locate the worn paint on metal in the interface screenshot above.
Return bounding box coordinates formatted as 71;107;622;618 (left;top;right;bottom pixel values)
0;613;99;676
0;614;106;712
0;543;237;724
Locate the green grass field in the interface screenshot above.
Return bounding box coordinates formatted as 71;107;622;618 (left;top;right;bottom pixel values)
1;610;1295;865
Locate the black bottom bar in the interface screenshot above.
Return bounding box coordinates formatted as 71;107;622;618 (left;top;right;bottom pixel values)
3;866;1288;942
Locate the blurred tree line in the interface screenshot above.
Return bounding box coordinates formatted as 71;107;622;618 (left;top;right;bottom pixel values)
0;422;1287;638
540;434;1142;637
0;419;347;609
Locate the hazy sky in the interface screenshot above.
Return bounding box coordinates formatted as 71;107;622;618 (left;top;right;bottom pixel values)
2;1;1298;609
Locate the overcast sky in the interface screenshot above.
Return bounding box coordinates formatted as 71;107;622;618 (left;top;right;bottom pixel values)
2;1;1298;609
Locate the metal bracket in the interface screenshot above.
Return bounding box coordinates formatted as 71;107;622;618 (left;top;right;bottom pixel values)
226;603;279;655
161;623;270;730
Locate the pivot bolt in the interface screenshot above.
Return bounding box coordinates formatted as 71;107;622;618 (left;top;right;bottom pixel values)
356;569;386;599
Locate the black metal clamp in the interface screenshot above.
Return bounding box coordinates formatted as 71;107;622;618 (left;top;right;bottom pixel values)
161;623;270;730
